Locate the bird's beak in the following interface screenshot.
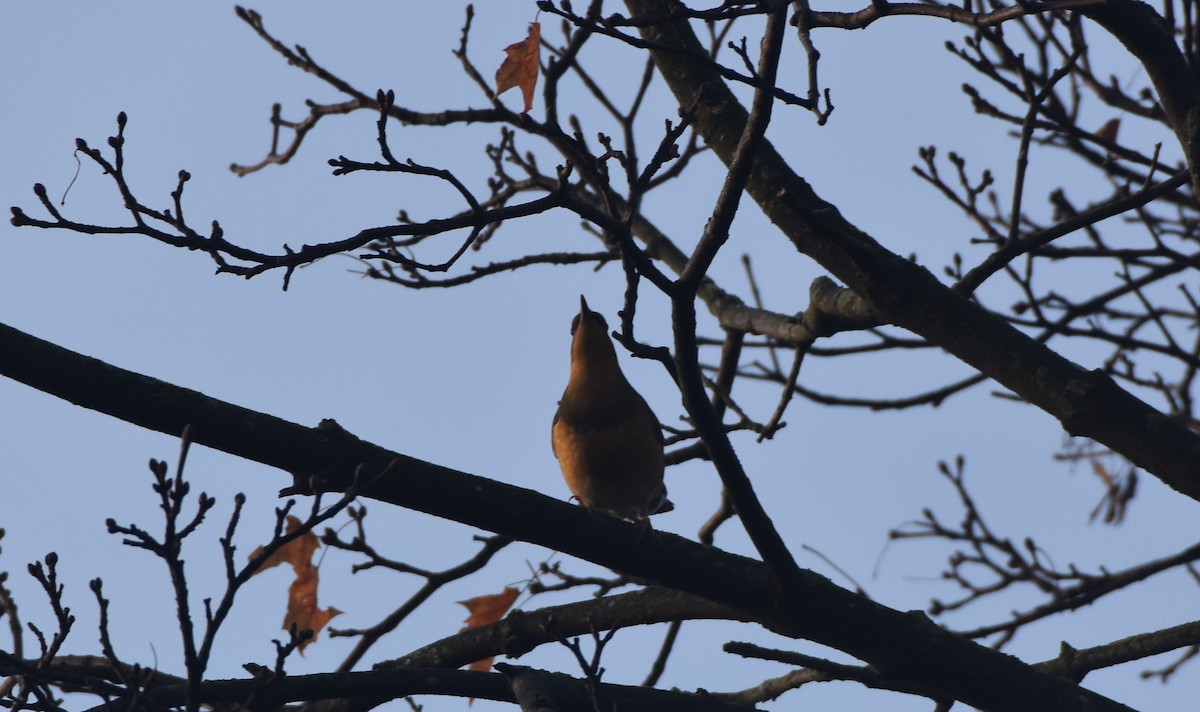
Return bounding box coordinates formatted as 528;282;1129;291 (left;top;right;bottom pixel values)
579;295;589;314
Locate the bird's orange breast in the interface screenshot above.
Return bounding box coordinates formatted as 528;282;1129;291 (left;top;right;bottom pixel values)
552;397;665;519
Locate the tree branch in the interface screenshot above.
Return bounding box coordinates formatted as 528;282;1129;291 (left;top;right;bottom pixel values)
624;0;1200;504
0;320;1134;711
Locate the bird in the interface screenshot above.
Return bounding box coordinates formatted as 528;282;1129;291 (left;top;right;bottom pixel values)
551;295;673;525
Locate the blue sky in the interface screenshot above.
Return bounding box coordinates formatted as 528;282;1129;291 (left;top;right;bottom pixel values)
2;3;1197;710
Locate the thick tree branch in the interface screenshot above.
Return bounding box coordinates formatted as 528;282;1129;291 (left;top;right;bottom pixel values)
624;0;1200;503
394;587;746;671
0;321;1133;711
61;663;752;712
1082;1;1200;198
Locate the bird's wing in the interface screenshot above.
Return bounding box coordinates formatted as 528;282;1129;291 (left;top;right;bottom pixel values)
636;391;665;444
550;403;562;459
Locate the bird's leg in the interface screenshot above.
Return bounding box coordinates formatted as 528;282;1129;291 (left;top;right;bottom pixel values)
633;514;654;543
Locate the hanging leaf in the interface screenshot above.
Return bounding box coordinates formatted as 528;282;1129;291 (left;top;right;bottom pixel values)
495;22;540;114
458;586;520;671
285;565;343;653
249;515;319;574
250;515;341;652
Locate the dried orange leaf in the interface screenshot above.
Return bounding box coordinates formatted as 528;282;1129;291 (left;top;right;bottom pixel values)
250;515;341;653
495;22;540;114
459;586;520;671
1092;459;1114;488
285;566;343;653
460;586;519;629
249;515;320;576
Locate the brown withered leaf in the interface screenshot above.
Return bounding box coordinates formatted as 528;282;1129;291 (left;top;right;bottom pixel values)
459;586;520;671
249;515;319;574
495;22;540;114
286;566;343;653
1096;118;1121;144
1089;458;1136;526
250;515;340;652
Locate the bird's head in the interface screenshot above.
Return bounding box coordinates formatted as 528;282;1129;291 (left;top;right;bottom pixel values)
570;295;617;365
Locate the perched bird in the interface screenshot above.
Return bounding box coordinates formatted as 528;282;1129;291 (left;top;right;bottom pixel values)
552;296;672;524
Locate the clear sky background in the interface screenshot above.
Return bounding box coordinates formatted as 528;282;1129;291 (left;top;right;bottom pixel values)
2;3;1197;710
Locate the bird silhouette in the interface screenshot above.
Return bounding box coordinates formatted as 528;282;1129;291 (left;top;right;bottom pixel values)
552;296;672;524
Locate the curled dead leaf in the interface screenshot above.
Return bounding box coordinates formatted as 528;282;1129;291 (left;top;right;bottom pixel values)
250;514;341;652
495;22;540;114
249;515;318;575
286;565;343;653
459;586;520;671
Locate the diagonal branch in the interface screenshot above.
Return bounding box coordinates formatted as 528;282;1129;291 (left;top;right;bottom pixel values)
624;0;1200;504
666;0;807;615
0;320;1134;712
1081;1;1200;200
